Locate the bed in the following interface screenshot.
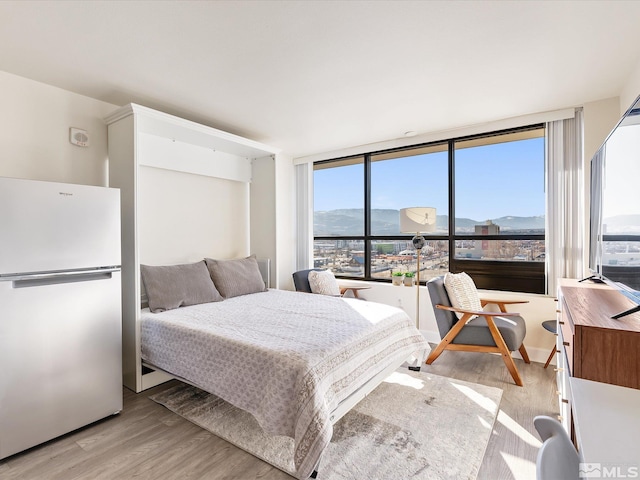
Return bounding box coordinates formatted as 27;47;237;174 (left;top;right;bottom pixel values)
139;287;428;479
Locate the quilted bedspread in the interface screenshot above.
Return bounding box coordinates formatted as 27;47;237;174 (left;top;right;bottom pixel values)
140;289;428;479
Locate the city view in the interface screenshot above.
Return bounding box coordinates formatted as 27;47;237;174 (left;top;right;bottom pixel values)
313;131;547;281
314;208;545;281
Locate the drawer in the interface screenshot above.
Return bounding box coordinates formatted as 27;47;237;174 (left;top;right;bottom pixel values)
559;299;575;374
555;331;572;432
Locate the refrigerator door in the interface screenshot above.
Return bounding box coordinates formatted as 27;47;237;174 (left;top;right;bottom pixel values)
0;271;122;460
0;177;121;274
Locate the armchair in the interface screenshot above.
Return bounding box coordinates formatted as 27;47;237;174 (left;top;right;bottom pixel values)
292;269;369;298
425;274;530;386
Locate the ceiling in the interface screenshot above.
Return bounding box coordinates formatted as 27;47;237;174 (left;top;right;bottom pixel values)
1;1;640;159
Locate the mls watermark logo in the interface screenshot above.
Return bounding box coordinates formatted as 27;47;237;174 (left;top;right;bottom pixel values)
580;463;639;478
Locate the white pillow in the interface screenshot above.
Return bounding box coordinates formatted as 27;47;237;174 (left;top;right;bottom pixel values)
444;272;482;320
308;270;341;296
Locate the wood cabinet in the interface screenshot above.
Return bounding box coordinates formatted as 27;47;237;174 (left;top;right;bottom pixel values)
558;279;640;389
556;278;640;435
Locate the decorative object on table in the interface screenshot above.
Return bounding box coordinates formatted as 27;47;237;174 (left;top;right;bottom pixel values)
425;274;531;386
150;369;502;480
403;271;415;287
392;271;404;286
399;207;436;329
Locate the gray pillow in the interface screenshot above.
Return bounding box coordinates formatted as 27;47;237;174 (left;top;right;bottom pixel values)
140;260;223;313
205;255;266;298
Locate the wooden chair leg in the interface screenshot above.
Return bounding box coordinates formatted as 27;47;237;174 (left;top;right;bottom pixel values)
425;343;445;364
425;314;473;365
543;345;556;369
486;316;524;387
519;344;531;364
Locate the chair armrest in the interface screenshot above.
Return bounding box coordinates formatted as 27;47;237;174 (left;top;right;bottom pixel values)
480;298;529;313
435;304;521;317
480;298;529;306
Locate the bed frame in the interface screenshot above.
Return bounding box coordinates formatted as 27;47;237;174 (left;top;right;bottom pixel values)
106;103;285;394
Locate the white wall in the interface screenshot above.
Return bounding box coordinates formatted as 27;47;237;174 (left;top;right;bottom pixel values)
138;166;249;266
583;97;621;162
620;55;640;114
0;70;117;186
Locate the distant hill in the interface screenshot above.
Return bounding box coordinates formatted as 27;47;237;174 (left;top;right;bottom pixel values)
603;214;640;234
314;208;545;235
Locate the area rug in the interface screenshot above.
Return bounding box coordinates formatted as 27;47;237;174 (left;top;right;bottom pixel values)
149;370;502;480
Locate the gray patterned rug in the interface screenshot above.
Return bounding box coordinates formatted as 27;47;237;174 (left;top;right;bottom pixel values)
149;369;502;480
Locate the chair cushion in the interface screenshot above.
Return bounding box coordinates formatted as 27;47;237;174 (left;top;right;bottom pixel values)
427;276;458;339
292;268;322;293
308;269;341;296
444;272;482;320
452;314;527;351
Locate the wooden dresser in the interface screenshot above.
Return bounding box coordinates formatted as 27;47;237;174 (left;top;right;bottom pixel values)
556;278;640;434
558;278;640;387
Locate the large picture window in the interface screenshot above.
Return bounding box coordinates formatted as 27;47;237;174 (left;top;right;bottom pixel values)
313;125;546;293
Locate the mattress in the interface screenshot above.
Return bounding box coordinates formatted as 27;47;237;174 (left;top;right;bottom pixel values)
140;289;428;479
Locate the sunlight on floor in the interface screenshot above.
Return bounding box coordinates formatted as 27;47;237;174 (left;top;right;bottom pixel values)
478;416;492;429
450;382;499;414
450;381;542;449
496;410;542;448
500;451;537;480
383;371;425;390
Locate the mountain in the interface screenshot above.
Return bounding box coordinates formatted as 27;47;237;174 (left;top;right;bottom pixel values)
314;209;545;235
603;214;640;234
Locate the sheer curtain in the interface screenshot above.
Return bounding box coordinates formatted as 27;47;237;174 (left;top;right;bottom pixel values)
295;163;313;270
545;108;584;295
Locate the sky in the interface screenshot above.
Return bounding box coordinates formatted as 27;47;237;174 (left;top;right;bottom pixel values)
314;137;545;221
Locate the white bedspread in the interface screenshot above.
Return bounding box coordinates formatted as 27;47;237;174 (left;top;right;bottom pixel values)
140;289;428;479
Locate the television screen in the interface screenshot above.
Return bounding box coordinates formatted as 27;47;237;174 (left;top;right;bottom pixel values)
589;95;640;317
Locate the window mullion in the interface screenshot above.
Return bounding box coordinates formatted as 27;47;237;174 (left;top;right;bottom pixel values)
364;153;372;278
448;139;455;273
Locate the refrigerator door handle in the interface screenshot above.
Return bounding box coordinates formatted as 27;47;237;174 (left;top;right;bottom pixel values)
1;267;121;288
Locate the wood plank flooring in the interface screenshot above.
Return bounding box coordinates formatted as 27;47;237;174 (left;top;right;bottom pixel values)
0;350;556;480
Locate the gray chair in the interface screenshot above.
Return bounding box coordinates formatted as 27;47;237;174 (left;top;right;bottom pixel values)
534;415;579;480
292;269;368;298
292;268;323;293
425;275;530;386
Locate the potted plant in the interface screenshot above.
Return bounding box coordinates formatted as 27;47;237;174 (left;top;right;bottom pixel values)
403;271;415;286
392;271;404;286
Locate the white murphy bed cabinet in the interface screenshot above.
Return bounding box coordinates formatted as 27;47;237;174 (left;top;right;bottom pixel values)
105;104;288;393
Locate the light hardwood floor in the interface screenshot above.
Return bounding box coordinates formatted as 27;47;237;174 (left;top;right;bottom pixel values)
0;350;557;480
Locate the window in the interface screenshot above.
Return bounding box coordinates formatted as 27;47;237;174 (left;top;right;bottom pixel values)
313;125;546;293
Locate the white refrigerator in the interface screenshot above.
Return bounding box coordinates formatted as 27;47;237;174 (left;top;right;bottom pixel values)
0;177;123;460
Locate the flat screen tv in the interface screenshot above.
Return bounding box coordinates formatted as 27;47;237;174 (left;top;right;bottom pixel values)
588;94;640;318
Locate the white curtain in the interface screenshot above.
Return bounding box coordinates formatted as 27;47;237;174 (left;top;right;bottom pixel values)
546;108;584;295
295;163;313;270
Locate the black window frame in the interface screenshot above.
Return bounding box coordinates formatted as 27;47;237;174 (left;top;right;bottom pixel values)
313;124;545;294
